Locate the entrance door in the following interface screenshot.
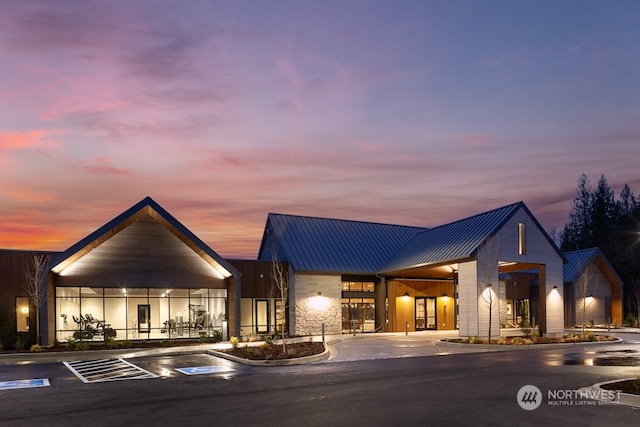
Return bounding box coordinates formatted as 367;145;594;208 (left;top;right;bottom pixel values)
138;304;150;333
415;297;437;330
255;299;269;334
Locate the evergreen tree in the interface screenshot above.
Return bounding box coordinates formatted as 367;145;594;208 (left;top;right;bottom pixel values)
591;174;618;251
618;184;637;218
561;173;592;251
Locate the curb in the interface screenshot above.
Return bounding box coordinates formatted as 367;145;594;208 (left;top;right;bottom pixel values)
436;337;623;350
588;378;640;408
207;342;329;366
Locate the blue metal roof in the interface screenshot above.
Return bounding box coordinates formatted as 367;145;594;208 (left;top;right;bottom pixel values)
563;247;609;284
257;213;427;274
378;202;524;274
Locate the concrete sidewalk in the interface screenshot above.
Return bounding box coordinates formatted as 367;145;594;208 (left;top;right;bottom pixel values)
2;328;638;366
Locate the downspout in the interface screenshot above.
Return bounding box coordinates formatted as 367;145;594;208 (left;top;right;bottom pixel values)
234;275;242;337
376;275;386;332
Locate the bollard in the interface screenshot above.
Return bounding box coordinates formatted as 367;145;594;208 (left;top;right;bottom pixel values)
405;320;409;335
322;322;325;342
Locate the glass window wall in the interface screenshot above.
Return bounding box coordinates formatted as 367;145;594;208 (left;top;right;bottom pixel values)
55;286;227;342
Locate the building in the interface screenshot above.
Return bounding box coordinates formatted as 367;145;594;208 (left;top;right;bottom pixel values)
0;197;624;348
563;248;624;327
258;201;568;338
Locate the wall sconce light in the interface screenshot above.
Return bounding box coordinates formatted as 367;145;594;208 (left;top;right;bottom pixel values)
442;292;448;297
553;285;558;289
486;283;492;288
317;292;322;296
587;294;593;298
403;292;409;297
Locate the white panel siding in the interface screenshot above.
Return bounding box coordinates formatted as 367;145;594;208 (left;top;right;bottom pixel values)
292;273;342;335
476;243;501;339
494;208;565;336
574;269;612;326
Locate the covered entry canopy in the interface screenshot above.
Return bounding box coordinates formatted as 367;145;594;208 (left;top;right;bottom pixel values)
46;197;241;344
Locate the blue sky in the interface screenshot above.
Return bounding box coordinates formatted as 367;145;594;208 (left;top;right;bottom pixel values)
1;0;639;257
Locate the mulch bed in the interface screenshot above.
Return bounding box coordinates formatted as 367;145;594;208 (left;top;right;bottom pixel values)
222;342;325;360
447;335;617;345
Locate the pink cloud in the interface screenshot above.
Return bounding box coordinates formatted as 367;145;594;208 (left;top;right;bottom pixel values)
0;130;49;149
461;134;492;144
81;157;136;177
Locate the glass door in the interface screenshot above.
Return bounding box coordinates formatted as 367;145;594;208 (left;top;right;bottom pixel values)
138;304;150;333
415;298;426;330
425;297;436;329
416;297;437;330
255;299;269;334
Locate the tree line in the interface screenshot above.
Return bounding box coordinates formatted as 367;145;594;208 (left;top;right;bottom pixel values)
559;173;640;325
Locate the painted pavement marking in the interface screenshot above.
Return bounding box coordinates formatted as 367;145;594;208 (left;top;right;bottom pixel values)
176;366;235;376
63;358;158;383
0;378;50;390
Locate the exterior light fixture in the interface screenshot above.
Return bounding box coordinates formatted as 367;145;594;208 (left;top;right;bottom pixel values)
442;292;448;297
317;292;322;296
403;292;409;297
487;283;493;288
553;285;558;289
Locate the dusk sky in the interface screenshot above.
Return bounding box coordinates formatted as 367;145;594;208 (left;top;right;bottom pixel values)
2;1;639;258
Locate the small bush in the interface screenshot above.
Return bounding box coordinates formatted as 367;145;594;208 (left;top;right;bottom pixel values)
66;338;76;349
230;336;239;349
623;314;638;328
30;344;43;353
530;330;540;342
264;335;274;346
260;342;272;351
74;341;90;351
520;321;534;338
15;336;29;351
160;339;174;347
634;374;640;392
211;329;222;343
104;337;118;349
121;340;132;348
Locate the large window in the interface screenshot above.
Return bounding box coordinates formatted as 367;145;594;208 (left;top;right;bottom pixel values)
16;297;30;333
56;286;227;342
341;281;376;333
518;223;526;255
341;298;375;333
341;282;375;292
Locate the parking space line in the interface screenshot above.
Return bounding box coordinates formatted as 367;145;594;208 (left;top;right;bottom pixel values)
63;359;158;383
176;366;235;376
0;379;50;390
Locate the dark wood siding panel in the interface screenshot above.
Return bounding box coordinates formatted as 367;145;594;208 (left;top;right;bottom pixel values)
228;259;288;298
